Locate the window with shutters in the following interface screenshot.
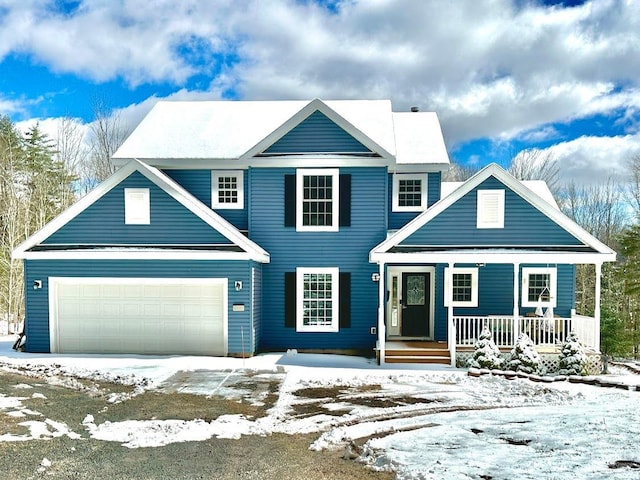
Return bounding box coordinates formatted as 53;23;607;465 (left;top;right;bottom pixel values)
124;188;150;225
296;168;339;231
296;267;339;332
392;173;427;212
212;170;244;209
477;189;505;228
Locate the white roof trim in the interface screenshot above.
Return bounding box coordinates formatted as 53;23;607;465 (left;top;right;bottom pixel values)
240;98;394;160
13;160;270;263
370;163;616;261
19;250;263;261
371;250;615;265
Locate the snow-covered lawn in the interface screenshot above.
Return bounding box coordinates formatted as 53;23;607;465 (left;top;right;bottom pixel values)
2;336;640;479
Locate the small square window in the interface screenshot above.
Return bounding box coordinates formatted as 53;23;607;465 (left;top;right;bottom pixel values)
212;171;244;209
444;267;478;307
124;188;150;225
392;174;427;212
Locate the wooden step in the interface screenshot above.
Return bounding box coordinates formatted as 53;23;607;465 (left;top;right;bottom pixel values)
385;348;449;357
384;355;451;364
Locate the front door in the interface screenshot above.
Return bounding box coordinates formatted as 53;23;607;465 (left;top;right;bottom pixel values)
401;272;430;337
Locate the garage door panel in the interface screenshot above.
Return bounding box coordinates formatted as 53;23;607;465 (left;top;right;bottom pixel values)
52;278;226;355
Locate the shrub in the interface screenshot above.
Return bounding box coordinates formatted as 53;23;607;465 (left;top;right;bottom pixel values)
558;332;587;376
468;327;504;369
506;333;543;374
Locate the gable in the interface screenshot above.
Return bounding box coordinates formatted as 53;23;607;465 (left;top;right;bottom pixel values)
260;110;374;155
400;176;583;247
42;172;234;246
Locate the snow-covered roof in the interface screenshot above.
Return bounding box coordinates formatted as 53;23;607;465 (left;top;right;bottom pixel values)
113;99;450;167
442;179;560;210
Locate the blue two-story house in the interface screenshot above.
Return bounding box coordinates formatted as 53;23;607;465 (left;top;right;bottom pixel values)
13;99;616;365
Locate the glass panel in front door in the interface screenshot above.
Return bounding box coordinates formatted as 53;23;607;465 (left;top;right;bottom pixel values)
406;274;425;305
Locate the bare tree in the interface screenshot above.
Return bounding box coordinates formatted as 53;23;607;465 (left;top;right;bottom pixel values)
627;154;640;217
444;160;480;181
509;149;560;198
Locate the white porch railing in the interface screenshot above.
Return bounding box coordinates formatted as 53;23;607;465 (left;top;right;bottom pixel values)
454;315;599;351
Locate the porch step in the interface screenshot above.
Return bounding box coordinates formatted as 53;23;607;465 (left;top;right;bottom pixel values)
381;341;451;365
385;355;451;364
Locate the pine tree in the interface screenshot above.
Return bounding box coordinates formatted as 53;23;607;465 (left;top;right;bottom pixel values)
558;332;588;375
506;333;542;374
468;327;503;369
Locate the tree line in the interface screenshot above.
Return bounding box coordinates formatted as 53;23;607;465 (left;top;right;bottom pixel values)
0;105;127;334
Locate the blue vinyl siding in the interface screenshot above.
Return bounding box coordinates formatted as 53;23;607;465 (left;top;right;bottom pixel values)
263;111;372;154
402;176;583;246
250;167;386;352
44;172;232;246
252;263;262;352
23;259;254;355
429;263;575;342
388;172;442;230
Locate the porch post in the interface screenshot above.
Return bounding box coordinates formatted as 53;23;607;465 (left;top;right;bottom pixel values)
594;262;602;352
447;261;455;367
377;261;386;364
513;262;520;344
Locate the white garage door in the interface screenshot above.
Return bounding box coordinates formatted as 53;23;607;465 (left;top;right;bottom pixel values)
49;277;227;355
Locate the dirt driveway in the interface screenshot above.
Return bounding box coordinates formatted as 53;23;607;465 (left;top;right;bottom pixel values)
0;369;392;480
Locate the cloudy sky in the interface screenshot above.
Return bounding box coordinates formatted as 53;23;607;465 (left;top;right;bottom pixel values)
1;0;639;184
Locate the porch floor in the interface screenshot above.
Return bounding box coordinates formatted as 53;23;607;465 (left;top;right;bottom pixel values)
378;340;451;365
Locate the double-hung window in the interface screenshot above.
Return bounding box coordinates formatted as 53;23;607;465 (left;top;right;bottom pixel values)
212;170;244;209
444;267;479;307
392;174;427;212
296;267;339;332
296;168;339;231
124;188;150;225
522;267;557;307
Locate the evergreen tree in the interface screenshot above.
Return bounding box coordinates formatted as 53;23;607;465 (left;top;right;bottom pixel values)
506;333;543;374
558;332;588;376
467;327;503;369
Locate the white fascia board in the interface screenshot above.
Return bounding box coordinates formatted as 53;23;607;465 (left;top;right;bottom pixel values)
116;156;395;169
12;161;140;259
133;160;270;263
370;250;616;265
20;250;266;261
370;163;616;257
240;99;395;161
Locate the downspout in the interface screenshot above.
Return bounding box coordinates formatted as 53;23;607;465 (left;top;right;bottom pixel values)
377;261;386;364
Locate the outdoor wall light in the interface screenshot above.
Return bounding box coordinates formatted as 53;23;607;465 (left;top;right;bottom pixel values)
234;281;242;291
33;280;42;290
371;273;380;282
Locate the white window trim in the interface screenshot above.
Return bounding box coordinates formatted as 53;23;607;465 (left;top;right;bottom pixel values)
124;188;150;225
444;267;478;307
212;170;244;210
477;189;505;228
296;267;339;332
522;267;557;308
392;173;428;212
296;168;339;232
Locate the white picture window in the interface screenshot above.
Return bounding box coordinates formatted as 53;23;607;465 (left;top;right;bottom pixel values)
212;170;244;209
392;174;427;212
296;267;339;332
444;267;478;307
124;188;150;225
477;189;505;228
296;168;339;232
522;267;557;308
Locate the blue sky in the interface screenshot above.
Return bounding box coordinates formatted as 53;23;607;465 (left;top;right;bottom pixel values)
1;0;639;184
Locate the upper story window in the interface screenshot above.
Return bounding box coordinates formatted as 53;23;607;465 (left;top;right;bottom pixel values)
212;170;244;209
522;267;557;308
444;267;478;307
392;174;427;212
477;189;505;228
124;188;150;225
296;168;339;232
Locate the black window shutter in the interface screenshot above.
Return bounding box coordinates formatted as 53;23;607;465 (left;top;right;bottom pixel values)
339;174;351;227
284;175;296;227
284;272;296;328
339;272;351;329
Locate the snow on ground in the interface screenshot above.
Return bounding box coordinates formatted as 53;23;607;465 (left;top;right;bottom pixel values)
2;335;640;478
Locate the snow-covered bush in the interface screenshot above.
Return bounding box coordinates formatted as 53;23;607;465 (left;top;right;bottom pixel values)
558;332;587;375
506;333;543;374
467;327;503;369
